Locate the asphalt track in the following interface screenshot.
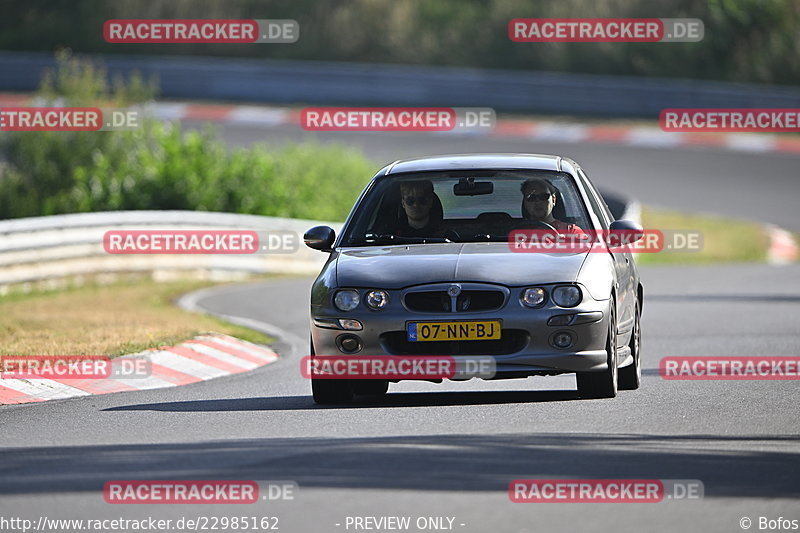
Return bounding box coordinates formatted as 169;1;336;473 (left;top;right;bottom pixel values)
0;125;798;533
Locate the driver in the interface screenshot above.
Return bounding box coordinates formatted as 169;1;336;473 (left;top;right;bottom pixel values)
520;178;583;234
394;180;443;237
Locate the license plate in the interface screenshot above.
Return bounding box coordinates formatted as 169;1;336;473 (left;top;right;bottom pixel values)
407;320;502;342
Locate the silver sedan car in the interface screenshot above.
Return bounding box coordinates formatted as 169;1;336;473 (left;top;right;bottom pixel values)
304;154;643;403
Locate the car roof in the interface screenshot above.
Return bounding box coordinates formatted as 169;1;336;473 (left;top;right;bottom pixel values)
383;153;572;175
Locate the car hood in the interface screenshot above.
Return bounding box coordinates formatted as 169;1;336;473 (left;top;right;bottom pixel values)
335;243;588;288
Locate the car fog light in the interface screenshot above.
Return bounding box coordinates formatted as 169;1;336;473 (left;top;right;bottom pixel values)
552;331;574;349
336;334;362;353
338;319;363;331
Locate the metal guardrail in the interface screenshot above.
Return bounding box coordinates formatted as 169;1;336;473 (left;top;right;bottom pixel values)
1;51;799;117
0;211;341;290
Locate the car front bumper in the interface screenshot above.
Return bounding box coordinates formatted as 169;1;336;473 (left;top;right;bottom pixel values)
311;288;611;378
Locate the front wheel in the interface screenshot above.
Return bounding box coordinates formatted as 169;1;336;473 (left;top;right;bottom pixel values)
577;300;618;399
310;335;354;404
619;300;641;390
312;377;354;404
352;379;389;396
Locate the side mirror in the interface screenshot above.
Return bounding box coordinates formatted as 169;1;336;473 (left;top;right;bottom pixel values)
304;226;336;252
609;219;644;244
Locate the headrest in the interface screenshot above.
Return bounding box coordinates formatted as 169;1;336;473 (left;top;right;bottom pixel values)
476;212;513;226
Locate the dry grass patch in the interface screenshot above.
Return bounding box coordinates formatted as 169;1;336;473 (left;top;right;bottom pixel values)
0;280;271;356
637;207;772;265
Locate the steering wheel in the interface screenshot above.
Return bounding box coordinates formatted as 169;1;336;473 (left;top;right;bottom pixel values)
514;219;560;235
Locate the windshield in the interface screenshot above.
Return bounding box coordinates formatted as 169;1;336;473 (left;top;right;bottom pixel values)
340;170;591;246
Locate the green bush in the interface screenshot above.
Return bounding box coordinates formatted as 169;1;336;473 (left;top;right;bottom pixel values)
0;53;375;221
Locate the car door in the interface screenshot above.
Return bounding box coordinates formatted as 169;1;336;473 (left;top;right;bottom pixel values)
578;168;635;350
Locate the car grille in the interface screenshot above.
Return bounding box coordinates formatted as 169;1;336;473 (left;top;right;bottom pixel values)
404;290;505;313
380;330;528;356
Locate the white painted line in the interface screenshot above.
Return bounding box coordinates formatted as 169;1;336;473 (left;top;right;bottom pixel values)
111;375;177;391
0;332;282;405
625;128;685;147
531;123;589;143
725;134;776;153
198;335;278;362
433;128;492;137
0;379;90;400
228;106;291;126
147;102;189;120
147;350;229;380
180;342;259;370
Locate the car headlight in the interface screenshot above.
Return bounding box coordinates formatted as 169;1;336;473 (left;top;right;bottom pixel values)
334;289;360;311
521;287;546;307
364;289;389;310
552;286;582;307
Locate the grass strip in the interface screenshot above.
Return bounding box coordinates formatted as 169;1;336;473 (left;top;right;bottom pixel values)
637;207;771;265
0;280;272;356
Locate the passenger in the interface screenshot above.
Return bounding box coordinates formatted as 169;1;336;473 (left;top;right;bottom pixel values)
520;178;583;234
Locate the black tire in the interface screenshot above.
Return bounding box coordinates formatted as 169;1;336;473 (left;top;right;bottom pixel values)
352;379;389;396
312;378;354;404
618;300;641;390
310;335;354;404
577;300;618;399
